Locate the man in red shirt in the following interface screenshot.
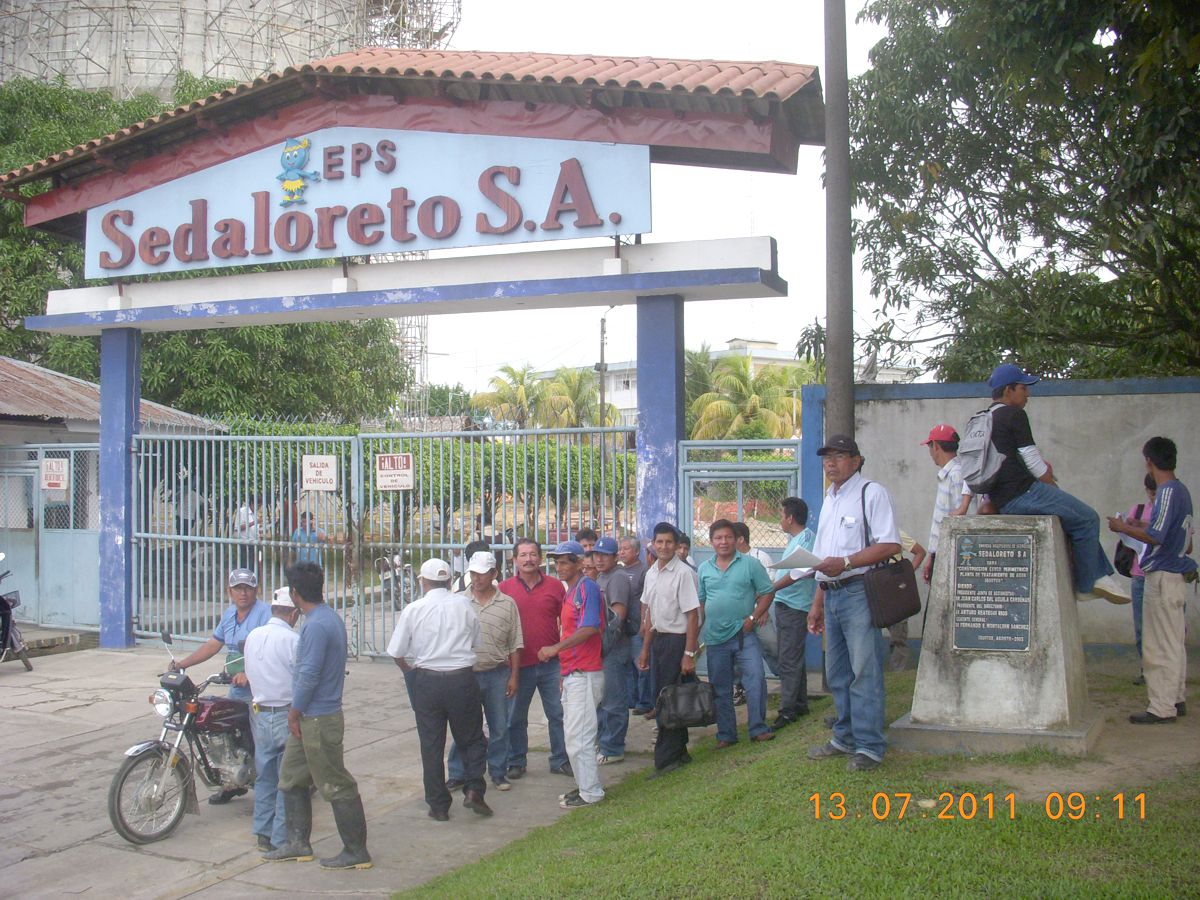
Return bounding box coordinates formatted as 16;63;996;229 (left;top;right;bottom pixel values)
538;540;605;808
499;538;572;780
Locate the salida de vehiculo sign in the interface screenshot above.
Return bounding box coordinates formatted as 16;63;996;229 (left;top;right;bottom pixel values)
84;128;652;279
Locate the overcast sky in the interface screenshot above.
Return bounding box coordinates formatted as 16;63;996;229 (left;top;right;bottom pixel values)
423;0;886;391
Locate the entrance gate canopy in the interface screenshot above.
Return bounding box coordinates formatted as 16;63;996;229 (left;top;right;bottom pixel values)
1;49;823;648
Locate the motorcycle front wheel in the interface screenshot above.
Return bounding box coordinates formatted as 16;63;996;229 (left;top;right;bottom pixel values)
108;748;189;844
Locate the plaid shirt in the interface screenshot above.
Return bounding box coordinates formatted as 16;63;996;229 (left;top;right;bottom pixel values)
929;456;966;554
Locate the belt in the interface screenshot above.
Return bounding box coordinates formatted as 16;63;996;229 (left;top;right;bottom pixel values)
415;666;474;676
820;574;865;592
252;703;290;712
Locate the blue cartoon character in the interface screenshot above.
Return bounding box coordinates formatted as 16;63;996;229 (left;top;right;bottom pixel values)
277;137;320;206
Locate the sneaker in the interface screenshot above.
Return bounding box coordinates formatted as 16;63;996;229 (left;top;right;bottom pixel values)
558;787;580;802
1089;575;1131;605
444;778;466;791
255;834;275;853
597;753;625;765
492;777;512;791
505;765;525;780
550;762;574;777
807;741;849;760
559;793;599;809
847;753;881;772
773;714;796;730
208;787;248;805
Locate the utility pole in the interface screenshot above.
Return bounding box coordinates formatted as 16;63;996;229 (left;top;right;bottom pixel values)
824;0;855;438
594;306;614;426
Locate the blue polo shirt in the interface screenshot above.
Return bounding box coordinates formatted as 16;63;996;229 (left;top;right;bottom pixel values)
774;528;817;611
697;552;774;645
1141;479;1197;575
212;600;271;662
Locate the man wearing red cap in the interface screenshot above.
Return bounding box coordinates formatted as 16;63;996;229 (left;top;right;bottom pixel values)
920;424;970;584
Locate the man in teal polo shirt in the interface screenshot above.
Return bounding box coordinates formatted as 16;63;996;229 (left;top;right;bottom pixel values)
697;519;776;747
769;497;816;728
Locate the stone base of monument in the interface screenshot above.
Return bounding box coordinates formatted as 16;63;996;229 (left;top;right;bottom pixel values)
889;515;1104;758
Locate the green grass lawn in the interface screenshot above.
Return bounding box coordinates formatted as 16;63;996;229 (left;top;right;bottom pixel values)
399;672;1199;898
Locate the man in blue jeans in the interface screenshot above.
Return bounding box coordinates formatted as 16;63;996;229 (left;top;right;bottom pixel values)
447;551;524;792
594;537;631;764
696;519;776;747
805;434;901;772
243;587;301;852
981;363;1128;603
499;538;572;780
617;537;653;714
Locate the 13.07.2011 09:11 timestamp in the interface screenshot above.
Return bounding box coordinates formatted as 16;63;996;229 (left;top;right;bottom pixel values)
808;792;1147;821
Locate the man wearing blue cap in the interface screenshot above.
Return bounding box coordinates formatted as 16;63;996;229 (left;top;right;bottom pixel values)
593;537;631;764
982;363;1127;603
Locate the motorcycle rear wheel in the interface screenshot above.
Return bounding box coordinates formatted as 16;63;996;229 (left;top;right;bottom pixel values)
108;748;188;844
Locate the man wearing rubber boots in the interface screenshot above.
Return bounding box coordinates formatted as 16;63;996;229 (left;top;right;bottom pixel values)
263;562;371;870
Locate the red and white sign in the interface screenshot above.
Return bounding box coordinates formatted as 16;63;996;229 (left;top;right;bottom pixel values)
375;453;414;491
301;454;338;492
41;457;69;491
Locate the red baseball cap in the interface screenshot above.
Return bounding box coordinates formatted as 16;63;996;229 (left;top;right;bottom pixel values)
921;424;959;445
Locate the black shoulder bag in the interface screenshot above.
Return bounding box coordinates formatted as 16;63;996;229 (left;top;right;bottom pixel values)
859;483;922;628
655;673;717;730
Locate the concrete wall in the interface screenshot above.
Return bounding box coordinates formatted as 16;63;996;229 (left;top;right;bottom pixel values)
804;378;1200;647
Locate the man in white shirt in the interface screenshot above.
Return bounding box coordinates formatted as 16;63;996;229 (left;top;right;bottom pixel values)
243;587;300;853
805;435;901;772
920;423;970;583
636;522;701;776
387;558;492;821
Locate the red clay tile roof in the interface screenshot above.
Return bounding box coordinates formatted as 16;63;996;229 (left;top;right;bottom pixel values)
0;49;822;189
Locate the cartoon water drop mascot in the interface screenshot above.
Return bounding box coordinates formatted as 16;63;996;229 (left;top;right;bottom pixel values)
277;137;321;206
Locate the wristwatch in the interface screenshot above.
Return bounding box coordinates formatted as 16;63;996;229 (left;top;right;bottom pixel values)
684;649;698;659
843;555;853;571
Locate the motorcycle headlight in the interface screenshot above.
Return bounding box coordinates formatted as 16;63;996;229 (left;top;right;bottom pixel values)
149;689;173;717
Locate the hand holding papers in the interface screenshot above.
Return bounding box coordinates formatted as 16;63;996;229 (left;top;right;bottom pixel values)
770;544;822;570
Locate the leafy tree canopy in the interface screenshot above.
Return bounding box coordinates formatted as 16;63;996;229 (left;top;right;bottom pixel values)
0;75;407;421
851;0;1200;380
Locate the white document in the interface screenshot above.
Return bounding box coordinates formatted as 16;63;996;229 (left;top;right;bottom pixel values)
770;545;823;570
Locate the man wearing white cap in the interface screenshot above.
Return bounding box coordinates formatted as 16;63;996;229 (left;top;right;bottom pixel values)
387;558;493;821
243;587;301;852
446;551;524;792
170;566;271;804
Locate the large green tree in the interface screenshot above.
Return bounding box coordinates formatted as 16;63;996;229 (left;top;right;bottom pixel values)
689;356;804;440
0;75;407;420
851;0;1200;380
541;366;616;427
471;364;547;428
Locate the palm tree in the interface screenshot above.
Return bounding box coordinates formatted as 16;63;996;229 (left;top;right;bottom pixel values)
541;366;615;427
684;344;716;436
471;364;547;428
689;356;808;440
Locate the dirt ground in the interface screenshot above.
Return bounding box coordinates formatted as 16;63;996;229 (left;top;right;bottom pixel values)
926;655;1199;801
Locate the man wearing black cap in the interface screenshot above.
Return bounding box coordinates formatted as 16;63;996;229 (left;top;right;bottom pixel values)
980;363;1126;603
170;566;271;804
805;434;901;772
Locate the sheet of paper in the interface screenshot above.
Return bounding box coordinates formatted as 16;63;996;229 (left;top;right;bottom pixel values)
770;545;823;569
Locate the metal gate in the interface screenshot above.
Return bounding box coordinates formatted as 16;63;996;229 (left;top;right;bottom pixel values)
0;444;100;629
678;440;802;565
135;426;636;656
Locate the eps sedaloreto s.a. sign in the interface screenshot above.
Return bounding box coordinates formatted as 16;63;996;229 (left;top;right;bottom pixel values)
84;127;652;279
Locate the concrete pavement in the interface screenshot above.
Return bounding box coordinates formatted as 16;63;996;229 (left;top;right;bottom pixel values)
0;643;656;899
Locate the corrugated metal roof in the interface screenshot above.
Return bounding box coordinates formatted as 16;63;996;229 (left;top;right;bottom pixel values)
0;356;218;432
0;49;822;189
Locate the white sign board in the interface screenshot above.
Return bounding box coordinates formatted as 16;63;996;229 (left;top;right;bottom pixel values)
301;454;338;492
376;453;415;491
41;457;69;491
85;127;652;278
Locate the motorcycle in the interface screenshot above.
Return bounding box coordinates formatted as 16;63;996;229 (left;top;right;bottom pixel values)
375;552;413;611
107;632;256;844
0;553;33;671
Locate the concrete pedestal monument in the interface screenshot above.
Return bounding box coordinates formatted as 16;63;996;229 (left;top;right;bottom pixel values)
890;516;1103;756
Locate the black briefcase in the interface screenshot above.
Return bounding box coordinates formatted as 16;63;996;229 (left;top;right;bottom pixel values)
863;558;922;628
655;679;717;730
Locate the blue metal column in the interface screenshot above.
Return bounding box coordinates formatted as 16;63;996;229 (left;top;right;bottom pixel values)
99;328;140;648
800;383;827;521
635;294;685;540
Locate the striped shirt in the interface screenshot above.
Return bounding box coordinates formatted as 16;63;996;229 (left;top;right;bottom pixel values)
461;585;524;671
928;456;966;554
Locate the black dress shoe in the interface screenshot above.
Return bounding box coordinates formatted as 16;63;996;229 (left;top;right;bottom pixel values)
1176;702;1187;717
208;787;248;805
445;778;466;791
1129;711;1176;724
773;714;796;729
255;834;275;852
505;765;525;780
428;808;449;821
463;789;493;817
550;762;574;777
